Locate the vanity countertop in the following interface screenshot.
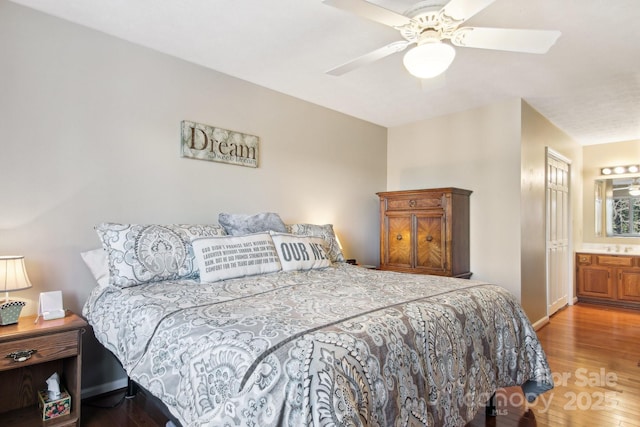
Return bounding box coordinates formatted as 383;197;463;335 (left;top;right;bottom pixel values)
577;244;640;255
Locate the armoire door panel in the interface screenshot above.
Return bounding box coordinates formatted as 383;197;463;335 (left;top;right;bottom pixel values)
386;215;412;267
415;214;445;271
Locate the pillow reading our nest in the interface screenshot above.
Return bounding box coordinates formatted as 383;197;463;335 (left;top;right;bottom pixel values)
192;233;282;283
270;233;331;271
285;223;345;263
218;212;287;236
95;223;226;288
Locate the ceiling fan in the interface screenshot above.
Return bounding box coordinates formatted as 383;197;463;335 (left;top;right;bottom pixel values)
613;178;640;196
323;0;561;79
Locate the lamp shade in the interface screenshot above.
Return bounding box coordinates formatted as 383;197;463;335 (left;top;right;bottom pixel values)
0;256;32;325
403;41;456;79
629;185;640;196
1;256;32;293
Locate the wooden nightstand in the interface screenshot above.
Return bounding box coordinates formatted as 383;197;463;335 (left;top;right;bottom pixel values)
0;311;87;427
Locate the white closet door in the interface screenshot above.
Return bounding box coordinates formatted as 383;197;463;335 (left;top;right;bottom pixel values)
546;148;571;315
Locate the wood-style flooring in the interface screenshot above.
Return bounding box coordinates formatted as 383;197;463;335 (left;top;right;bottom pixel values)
82;303;640;427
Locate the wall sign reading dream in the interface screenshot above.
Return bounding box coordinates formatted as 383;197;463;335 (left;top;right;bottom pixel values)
181;120;259;168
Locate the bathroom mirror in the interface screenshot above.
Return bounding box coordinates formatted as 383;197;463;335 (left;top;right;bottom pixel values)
595;176;640;237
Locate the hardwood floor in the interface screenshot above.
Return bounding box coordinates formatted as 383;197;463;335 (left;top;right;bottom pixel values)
466;303;640;427
81;303;640;427
83;388;172;427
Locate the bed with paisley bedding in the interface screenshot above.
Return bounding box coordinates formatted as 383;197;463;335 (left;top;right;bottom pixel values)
81;220;553;427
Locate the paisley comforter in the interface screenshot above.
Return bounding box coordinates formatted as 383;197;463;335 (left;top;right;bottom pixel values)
83;263;553;427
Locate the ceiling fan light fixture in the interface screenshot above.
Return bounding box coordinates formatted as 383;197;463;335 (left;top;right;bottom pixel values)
629;185;640;196
403;40;455;79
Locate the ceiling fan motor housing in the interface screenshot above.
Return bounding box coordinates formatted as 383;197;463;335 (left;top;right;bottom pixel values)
399;1;463;43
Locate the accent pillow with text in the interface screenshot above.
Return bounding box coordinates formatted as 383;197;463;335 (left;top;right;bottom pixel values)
270;233;331;271
192;232;282;282
285;223;345;263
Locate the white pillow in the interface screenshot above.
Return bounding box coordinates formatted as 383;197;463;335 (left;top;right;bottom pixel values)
270;233;331;271
80;248;110;289
192;233;282;282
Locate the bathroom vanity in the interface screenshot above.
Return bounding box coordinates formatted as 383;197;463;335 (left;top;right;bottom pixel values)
576;251;640;309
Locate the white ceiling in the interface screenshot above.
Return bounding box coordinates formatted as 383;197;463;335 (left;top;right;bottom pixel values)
9;0;640;145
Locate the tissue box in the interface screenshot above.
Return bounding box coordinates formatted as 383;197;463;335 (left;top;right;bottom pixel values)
37;388;71;420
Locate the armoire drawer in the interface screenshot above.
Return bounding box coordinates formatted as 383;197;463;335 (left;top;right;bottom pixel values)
385;195;443;211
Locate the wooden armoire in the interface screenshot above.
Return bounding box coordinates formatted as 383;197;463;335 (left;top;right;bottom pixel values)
377;188;472;278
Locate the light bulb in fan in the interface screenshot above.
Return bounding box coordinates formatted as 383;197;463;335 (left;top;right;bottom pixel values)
403;40;456;79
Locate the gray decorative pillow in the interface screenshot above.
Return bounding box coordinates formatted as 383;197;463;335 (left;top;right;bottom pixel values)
218;212;287;236
95;223;226;287
285;223;345;263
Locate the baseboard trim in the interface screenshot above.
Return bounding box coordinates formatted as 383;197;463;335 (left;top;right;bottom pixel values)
531;316;550;331
81;377;128;400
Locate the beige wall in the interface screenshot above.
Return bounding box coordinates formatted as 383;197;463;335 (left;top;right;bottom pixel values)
0;1;387;396
387;99;583;323
388;98;523;299
520;101;583;321
583;139;640;244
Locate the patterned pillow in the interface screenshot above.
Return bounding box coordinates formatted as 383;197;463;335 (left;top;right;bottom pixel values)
218;212;287;236
192;233;282;282
270;233;331;271
95;223;226;287
285;223;345;263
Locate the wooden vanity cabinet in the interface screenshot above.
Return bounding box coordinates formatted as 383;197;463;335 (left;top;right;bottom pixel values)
617;267;640;302
576;252;640;308
377;188;472;278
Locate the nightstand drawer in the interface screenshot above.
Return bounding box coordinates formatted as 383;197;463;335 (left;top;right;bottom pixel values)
0;330;78;371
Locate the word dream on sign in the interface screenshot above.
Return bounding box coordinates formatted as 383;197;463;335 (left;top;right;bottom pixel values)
181;120;259;168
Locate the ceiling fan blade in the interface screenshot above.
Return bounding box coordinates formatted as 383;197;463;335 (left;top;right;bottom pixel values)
440;0;497;22
326;41;411;76
323;0;412;28
451;27;561;53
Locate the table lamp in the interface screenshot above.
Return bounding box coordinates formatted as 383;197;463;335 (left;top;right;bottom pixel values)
0;256;33;326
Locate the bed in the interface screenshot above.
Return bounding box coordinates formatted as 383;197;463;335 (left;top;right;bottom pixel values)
81;220;553;427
